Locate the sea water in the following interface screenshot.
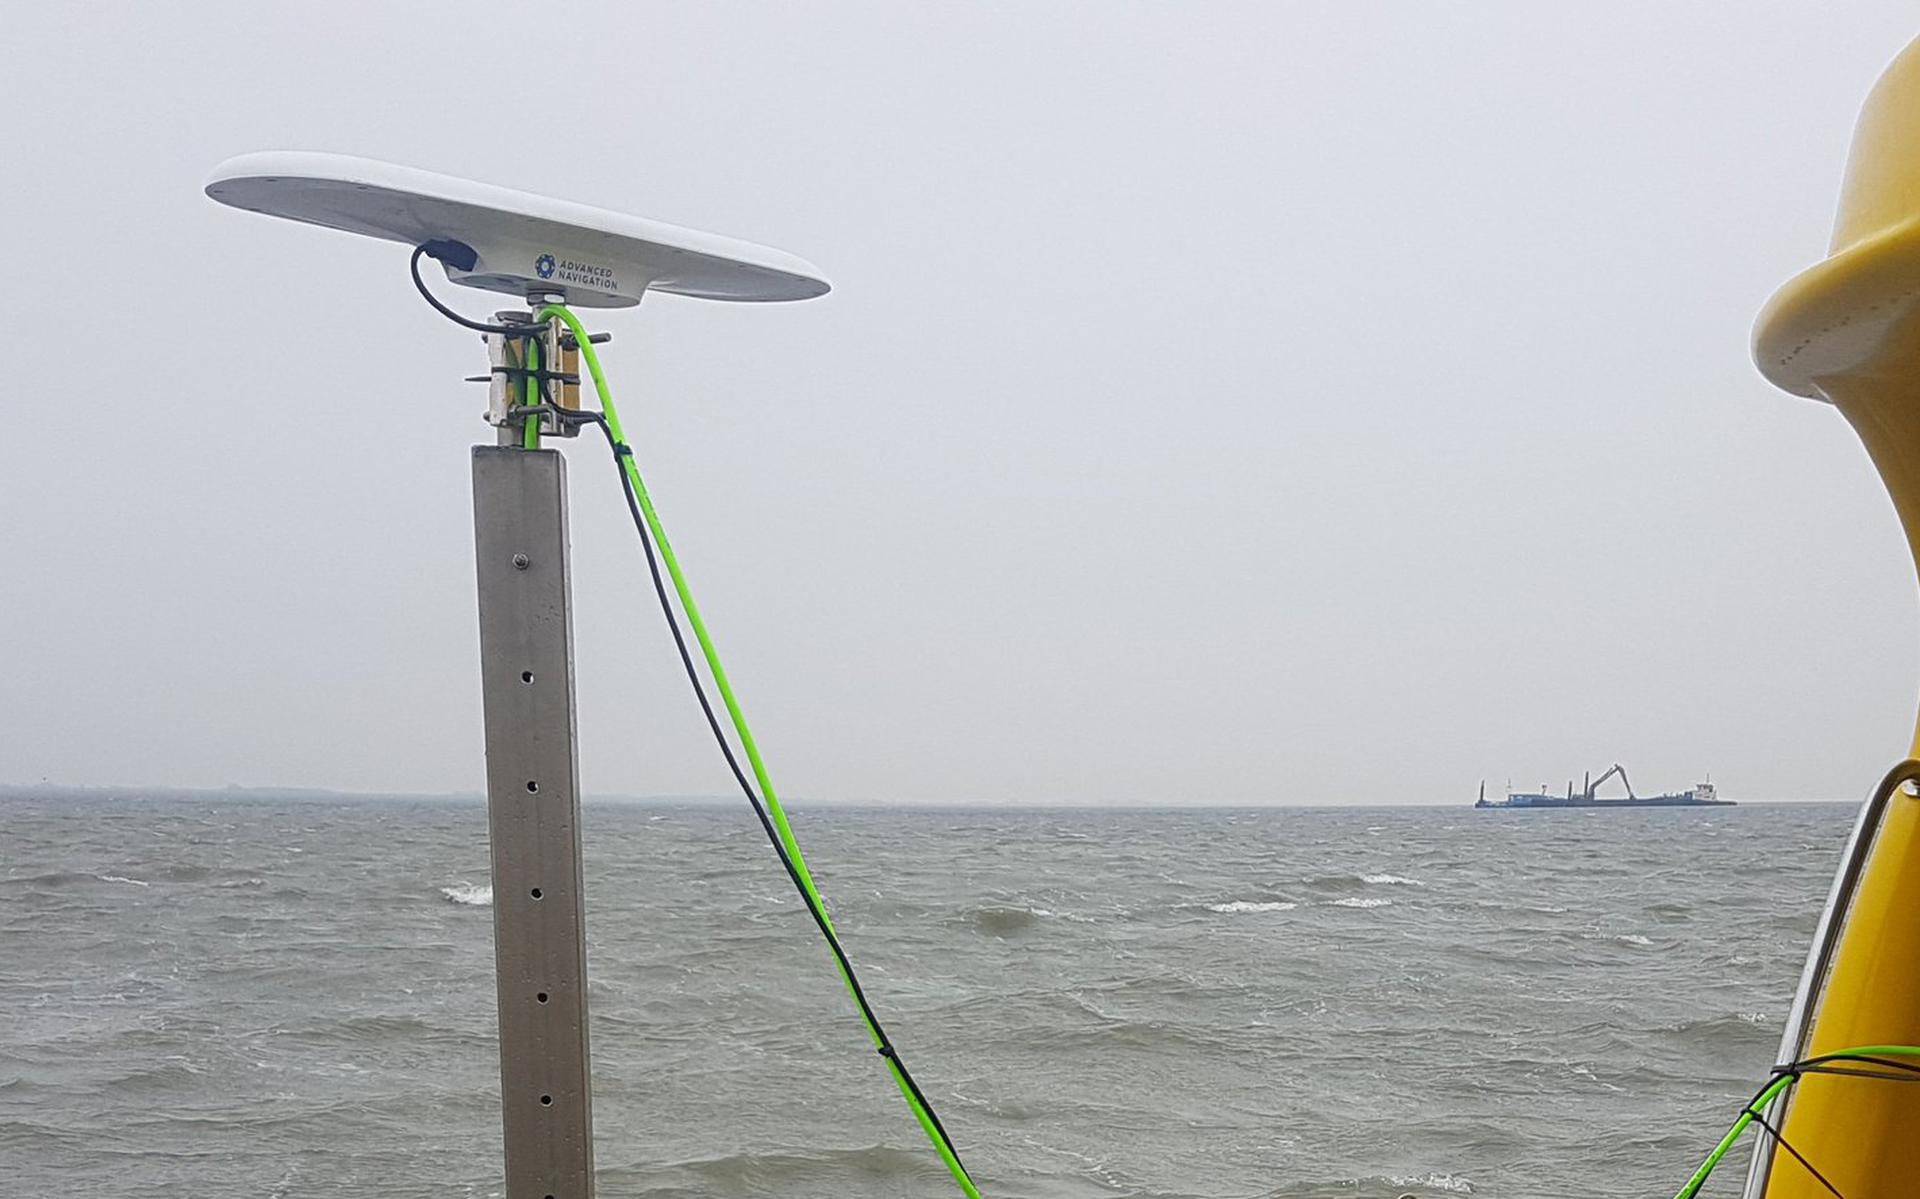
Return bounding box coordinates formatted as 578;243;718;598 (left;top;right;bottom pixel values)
0;795;1846;1198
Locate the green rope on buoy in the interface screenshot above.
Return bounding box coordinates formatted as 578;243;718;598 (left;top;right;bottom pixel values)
1673;1072;1796;1199
1673;1045;1920;1199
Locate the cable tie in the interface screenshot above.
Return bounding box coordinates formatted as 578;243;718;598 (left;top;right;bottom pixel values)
487;365;581;385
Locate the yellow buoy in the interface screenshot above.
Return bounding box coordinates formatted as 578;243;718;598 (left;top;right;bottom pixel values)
1753;34;1920;1199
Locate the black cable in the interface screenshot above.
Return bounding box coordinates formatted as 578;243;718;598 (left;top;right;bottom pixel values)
1745;1093;1845;1199
1791;1051;1920;1079
409;245;545;337
1789;1063;1920;1085
586;419;976;1184
1733;1049;1920;1198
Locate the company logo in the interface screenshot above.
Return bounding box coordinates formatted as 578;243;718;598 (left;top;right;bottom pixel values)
533;254;618;292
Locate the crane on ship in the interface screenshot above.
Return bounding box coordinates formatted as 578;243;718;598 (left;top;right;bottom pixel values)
1583;763;1634;801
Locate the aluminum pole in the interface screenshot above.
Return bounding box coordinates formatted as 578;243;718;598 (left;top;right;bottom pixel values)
472;444;595;1199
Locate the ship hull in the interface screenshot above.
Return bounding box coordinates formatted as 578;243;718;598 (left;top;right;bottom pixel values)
1474;796;1734;809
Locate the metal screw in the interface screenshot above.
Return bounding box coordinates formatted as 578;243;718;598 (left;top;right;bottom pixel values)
512;553;530;570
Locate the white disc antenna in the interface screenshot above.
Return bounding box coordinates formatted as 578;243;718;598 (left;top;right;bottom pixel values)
205;151;830;308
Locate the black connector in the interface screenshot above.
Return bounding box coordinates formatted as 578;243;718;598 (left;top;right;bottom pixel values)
417;238;479;272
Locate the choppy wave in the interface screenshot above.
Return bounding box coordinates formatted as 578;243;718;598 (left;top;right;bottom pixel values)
275;1013;485;1047
1661;1012;1783;1055
438;883;492;907
4;870;150;888
1277;1171;1477;1197
0;791;1857;1199
1303;871;1424;893
1388;1172;1476;1194
1205;900;1298;913
149;865;272;884
636;1144;941;1188
1303;873;1366;892
967;905;1051;935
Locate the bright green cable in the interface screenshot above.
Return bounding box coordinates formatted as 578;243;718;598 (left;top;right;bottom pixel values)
1672;1073;1794;1199
1672;1045;1920;1198
522;336;542;450
533;306;818;898
535;303;982;1199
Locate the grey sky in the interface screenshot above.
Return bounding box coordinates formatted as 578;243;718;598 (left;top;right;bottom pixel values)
4;2;1915;804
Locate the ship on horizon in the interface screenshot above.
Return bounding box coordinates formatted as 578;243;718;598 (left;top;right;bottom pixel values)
1474;764;1731;809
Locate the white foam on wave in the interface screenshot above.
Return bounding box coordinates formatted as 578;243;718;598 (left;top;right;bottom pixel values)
1614;933;1652;946
1361;873;1424;886
440;883;493;907
99;874;150;887
1205;900;1298;914
1331;896;1391;908
1389;1171;1476;1194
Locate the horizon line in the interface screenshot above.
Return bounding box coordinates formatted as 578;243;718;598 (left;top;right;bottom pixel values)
0;781;1860;808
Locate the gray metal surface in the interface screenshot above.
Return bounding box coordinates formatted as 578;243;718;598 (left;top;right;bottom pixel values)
1740;759;1920;1198
472;446;595;1199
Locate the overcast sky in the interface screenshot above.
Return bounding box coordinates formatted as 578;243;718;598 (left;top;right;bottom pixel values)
4;3;1918;805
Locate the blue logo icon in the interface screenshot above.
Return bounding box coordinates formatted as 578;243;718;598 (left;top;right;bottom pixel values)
535;254;556;280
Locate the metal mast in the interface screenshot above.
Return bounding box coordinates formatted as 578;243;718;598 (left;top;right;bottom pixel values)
473;433;595;1198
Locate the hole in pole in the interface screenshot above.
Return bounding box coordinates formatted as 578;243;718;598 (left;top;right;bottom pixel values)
521;670;534;684
526;780;539;793
540;1094;553;1106
530;887;543;900
536;992;549;1004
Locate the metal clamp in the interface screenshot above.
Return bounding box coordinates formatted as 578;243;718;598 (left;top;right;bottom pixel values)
481;313;592;440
